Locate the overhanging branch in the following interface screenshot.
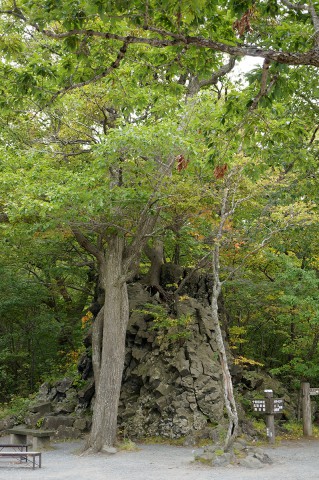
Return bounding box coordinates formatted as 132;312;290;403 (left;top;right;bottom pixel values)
50;39;130;102
38;27;319;66
1;5;319;68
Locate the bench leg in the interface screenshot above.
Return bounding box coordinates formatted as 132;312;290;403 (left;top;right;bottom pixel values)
32;436;50;450
32;453;41;469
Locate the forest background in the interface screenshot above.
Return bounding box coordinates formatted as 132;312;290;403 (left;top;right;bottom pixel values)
0;0;319;452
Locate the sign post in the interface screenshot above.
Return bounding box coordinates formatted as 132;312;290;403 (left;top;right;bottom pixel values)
302;382;319;437
264;389;275;444
252;389;284;444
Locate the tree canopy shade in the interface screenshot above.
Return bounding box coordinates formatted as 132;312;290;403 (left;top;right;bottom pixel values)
0;0;319;453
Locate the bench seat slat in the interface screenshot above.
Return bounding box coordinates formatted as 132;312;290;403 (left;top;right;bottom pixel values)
0;444;29;447
7;429;54;437
0;452;40;455
0;451;41;469
0;444;29;450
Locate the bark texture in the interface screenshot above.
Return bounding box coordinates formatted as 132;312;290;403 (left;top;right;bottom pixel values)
211;187;239;451
88;236;129;451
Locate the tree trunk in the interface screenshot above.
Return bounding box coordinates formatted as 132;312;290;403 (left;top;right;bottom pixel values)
211;279;239;451
144;240;164;287
87;236;129;452
91;306;104;389
211;185;239;451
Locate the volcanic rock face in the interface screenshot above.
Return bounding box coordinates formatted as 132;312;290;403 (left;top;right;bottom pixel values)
2;272;226;442
117;283;224;439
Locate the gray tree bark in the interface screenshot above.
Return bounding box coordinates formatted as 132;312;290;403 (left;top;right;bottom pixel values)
87;236;129;451
211;186;239;451
73;201;161;452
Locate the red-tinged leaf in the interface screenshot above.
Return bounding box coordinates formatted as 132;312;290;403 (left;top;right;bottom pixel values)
176;154;189;171
214;164;228;179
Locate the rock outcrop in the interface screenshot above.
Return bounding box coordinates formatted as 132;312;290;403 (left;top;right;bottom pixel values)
118;283;224;439
194;438;273;468
0;268;292;443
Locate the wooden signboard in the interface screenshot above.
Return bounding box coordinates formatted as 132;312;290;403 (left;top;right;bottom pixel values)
252;390;284;444
252;400;266;412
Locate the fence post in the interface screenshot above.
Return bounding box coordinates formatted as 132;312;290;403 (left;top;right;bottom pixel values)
302;382;312;436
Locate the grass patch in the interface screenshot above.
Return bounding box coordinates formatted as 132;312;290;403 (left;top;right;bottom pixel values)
215;449;224;456
117;439;140;451
194;457;212;465
139;436;186;446
278;421;319;440
0;395;32;422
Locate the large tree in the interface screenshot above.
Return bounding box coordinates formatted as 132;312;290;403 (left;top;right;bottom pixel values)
1;0;319;452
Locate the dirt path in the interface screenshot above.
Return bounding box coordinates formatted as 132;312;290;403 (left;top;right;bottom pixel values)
0;437;319;480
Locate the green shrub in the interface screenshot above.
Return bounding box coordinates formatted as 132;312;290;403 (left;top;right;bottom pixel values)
137;303;193;343
0;395;32;422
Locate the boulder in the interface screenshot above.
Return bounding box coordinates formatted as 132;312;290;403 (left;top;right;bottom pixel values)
0;416;15;432
118;291;225;439
29;402;51;415
55;425;81;439
43;415;75;430
56;378;74;394
73;417;88;431
54;389;78;414
240;455;264;469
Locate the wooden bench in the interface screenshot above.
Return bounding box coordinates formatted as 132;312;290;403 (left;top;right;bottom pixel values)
7;428;55;450
0;451;41;469
0;444;29;452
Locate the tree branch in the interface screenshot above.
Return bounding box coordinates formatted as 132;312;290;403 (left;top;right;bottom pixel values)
122;157;177;277
71;227;105;266
250;58;279;110
38;27;319;66
0;7;27;21
280;0;309;11
188;56;236;96
174;251;212;296
309;1;319;47
309;124;319;143
2;5;319;67
300;93;319;112
200;56;236;88
50;40;130;102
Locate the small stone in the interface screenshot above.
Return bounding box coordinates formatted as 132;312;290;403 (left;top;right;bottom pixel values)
233;440;246;452
240;455;264;469
213;452;233;467
102;446;117;454
253;450;273;464
195;452;214;465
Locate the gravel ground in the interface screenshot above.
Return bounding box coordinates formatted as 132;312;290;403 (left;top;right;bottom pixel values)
1;436;319;480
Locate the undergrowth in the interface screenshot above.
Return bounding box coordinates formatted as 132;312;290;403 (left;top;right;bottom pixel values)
117;439;140;451
0;395;33;422
139;436;187;446
278;421;319;440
